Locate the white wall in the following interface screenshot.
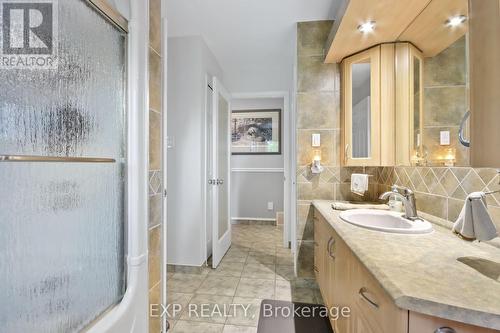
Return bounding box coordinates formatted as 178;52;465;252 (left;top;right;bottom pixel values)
231;97;285;220
167;36;224;266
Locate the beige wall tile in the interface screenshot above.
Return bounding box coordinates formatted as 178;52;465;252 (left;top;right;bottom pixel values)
424;36;466;87
149;110;161;170
297;21;333;57
298;182;334;201
149;194;162;228
297;56;336;93
423;87;466;127
149;226;161;288
149;0;161;55
297;92;339;129
415;192;447;220
297;129;337;166
149;282;161;333
149;48;162;112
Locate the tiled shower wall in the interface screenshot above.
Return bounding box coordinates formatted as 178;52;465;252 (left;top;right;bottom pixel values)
148;0;163;332
295;21;500;278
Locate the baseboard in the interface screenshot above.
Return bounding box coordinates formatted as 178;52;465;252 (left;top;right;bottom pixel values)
231;217;277;226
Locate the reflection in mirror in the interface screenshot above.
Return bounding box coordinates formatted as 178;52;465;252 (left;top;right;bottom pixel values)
351;61;371;159
412;55;424;165
422;35;469;166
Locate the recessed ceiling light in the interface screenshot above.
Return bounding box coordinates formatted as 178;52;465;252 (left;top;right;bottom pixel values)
446;15;467;27
358;21;376;33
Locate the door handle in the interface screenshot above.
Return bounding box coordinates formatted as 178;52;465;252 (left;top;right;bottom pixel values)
328;237;336;259
359;287;379;309
217;179;224;185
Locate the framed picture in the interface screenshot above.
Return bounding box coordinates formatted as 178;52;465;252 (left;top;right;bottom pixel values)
231;109;281;155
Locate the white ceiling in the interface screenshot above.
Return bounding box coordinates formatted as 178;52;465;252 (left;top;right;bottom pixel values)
167;0;337;93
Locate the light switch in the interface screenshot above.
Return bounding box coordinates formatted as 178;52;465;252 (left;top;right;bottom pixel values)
312;133;321;147
267;202;274;211
440;131;450;146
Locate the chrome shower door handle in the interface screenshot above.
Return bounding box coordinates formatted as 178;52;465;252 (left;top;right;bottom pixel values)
216;179;224;185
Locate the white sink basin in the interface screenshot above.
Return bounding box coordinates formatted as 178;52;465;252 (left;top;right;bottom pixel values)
339;209;433;234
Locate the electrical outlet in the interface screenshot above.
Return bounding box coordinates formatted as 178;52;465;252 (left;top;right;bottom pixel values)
440;131;450;145
312;133;321;147
267;202;274;211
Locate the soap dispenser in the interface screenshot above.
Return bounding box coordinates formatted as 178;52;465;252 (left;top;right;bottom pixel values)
388;185;403;212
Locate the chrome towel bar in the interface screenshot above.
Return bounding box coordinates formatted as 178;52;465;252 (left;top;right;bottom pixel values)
0;155;116;163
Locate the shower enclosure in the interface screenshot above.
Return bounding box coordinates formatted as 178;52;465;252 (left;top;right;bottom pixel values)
0;0;137;332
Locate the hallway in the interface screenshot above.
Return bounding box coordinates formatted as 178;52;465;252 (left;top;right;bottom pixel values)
167;224;321;332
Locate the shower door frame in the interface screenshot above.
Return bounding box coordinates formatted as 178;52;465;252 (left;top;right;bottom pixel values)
85;1;150;332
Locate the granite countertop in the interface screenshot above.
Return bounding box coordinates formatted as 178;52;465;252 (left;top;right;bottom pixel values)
312;200;500;330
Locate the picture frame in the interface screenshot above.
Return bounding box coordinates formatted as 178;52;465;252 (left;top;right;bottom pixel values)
231;109;281;155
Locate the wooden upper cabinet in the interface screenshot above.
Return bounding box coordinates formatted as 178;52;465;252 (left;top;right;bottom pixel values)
395;43;424;166
341;44;399;167
341;46;382;167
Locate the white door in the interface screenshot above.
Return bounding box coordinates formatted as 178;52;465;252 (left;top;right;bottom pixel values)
211;77;232;268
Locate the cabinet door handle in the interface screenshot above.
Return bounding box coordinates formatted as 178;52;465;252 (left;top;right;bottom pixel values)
328;237;336;259
344;144;350;162
434;328;456;333
359;287;379;309
313;266;319;273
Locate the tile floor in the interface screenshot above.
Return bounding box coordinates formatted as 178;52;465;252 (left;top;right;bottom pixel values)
167;224;322;333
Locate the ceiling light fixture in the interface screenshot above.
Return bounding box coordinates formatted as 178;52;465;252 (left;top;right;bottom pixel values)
358;21;376;33
445;15;467;27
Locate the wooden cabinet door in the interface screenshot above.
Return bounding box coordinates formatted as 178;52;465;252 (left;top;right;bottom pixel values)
314;213;330;297
341;45;381;166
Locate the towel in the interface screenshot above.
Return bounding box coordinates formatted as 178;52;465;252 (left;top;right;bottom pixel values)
331;202;389;211
351;174;370;196
453;192;498;241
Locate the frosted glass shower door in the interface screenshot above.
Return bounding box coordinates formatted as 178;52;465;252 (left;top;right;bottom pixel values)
0;1;127;332
211;77;231;268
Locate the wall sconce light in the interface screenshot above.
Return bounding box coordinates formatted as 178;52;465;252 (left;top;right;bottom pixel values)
311;149;324;174
443;148;456;167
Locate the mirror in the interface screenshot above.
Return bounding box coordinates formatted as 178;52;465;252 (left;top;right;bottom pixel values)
351;61;371;159
397;0;470;167
412;54;423;164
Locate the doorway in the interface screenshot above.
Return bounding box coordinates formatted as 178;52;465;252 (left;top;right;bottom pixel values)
230;92;292;251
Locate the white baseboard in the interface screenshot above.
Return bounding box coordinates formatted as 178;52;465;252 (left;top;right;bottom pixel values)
231;217;277;221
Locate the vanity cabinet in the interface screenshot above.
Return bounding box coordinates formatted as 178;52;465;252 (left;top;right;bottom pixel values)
313;208;500;333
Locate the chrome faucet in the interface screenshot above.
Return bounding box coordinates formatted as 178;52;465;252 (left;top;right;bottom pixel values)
379;185;420;221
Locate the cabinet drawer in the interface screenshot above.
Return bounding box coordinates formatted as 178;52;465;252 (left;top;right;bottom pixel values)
409;312;500;333
351;257;408;333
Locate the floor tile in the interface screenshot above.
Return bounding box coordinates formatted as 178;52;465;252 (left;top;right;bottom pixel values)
226;297;262;327
275;280;316;303
168;274;206;293
241;263;276;280
235;278;275;299
180;294;233;324
170;320;224;333
208;262;245;277
246;252;276;264
222;325;258;333
197;275;240;296
167;292;194;319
